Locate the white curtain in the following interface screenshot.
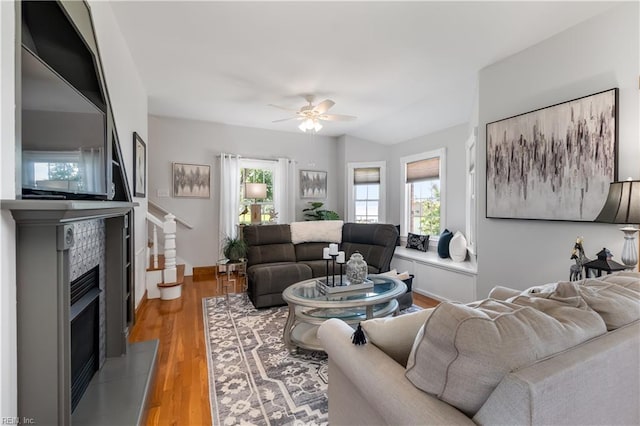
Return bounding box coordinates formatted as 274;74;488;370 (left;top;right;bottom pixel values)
219;153;240;239
274;158;296;224
79;147;104;193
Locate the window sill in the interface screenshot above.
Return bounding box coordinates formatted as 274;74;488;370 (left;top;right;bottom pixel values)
393;246;477;276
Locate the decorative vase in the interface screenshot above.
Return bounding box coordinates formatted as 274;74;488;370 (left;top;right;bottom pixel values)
449;231;468;262
346;252;368;284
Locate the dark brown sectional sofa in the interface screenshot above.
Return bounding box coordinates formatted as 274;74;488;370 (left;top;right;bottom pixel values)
243;222;401;308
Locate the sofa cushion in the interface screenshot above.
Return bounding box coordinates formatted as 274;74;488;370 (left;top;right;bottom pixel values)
405;295;606;416
290;220;343;244
341;243;387;273
362;308;434;367
577;279;640;330
247;263;312;297
246;243;296;267
511;278;640;331
295;242;331;262
342;223;399;246
244;224;291;246
299;259;330;278
598;271;640;292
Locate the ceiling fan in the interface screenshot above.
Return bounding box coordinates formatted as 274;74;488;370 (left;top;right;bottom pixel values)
270;95;357;132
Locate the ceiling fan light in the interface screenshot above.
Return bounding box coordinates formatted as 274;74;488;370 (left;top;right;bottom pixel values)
298;122;307;132
304;118;315;130
314;120;322;132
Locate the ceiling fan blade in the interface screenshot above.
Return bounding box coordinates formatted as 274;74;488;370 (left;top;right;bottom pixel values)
314;99;335;114
272;117;297;123
268;104;299;112
320;113;357;121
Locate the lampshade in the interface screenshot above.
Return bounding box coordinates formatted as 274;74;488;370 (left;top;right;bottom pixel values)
245;183;267;199
595;179;640;224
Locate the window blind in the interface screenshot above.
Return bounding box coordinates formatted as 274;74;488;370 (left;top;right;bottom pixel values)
406;157;439;183
354;167;381;184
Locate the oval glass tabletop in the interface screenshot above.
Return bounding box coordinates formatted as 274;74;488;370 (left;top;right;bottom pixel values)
283;275;406;308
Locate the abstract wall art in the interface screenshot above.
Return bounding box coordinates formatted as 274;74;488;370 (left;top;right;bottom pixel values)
486;88;618;221
173;162;211;198
300;170;327;199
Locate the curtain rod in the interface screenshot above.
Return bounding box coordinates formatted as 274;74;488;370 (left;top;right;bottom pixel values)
215;153;296;163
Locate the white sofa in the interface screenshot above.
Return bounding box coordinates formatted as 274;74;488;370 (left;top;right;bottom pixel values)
318;273;640;425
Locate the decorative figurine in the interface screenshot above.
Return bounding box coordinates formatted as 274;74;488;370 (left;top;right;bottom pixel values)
569;237;589;281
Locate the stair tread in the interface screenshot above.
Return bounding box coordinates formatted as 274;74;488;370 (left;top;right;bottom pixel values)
147;254;166;272
158;264;185;287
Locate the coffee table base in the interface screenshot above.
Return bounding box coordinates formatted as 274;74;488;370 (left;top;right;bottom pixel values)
283;299;399;353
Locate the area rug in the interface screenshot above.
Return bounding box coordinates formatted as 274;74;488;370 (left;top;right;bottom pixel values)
203;294;421;426
203;294;329;425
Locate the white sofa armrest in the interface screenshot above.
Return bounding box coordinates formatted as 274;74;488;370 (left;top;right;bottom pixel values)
318;318;474;426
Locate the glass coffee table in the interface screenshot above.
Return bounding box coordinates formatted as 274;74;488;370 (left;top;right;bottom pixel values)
282;275;407;352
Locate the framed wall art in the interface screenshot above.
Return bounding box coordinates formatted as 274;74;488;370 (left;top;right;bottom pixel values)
300;170;327;199
173;162;211;198
486;88;618;222
133;132;146;197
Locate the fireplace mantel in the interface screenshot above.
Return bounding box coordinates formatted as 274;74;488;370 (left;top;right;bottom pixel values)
2;199;137;223
4;199;146;424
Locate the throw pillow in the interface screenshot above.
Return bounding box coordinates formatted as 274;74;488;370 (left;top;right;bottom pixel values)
361;308;434;367
599;272;640;293
406;233;429;252
437;229;453;258
405;297;606;416
577;279;640;330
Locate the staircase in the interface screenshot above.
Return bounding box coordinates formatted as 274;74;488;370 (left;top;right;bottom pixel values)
146;207;190;300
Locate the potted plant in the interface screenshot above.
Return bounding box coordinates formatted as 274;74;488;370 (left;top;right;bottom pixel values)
222;236;247;262
303;202;340;221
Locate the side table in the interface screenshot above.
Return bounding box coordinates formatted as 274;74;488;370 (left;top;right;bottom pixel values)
215;259;248;305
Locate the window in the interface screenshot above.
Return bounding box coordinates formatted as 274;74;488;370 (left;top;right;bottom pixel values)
347;161;386;223
466;129;477;256
401;149;446;238
238;159;275;224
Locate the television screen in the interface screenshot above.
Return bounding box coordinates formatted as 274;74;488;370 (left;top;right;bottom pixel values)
21;46;107;199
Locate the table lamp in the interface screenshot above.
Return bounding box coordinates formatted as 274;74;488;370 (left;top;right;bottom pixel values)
595;179;640;267
245;183;267;224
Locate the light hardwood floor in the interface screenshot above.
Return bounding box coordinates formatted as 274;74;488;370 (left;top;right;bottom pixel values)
130;274;438;425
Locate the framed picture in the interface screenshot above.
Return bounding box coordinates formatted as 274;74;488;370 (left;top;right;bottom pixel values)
133;132;146;197
486;88;618;221
173;162;211;198
300;170;327;199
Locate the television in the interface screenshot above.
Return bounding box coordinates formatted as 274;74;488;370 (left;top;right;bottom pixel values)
21;45;108;200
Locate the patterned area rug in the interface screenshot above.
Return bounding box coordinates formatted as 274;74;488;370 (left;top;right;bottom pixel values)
203;293;421;426
203;294;329;425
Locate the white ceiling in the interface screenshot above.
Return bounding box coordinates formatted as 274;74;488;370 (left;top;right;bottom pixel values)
109;1;616;144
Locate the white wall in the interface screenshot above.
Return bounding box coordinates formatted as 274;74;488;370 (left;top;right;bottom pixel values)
387;123;469;234
0;2;147;416
476;3;639;297
148;115;338;269
0;0;17;417
89;0;149;307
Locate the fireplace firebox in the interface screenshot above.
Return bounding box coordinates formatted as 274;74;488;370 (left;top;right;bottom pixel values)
70;266;101;412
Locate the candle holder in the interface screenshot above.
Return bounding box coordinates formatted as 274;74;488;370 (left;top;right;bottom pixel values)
324;247;345;287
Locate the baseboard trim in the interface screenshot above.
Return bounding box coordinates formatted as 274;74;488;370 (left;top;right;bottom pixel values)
136;290;148;317
193;266;216;281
